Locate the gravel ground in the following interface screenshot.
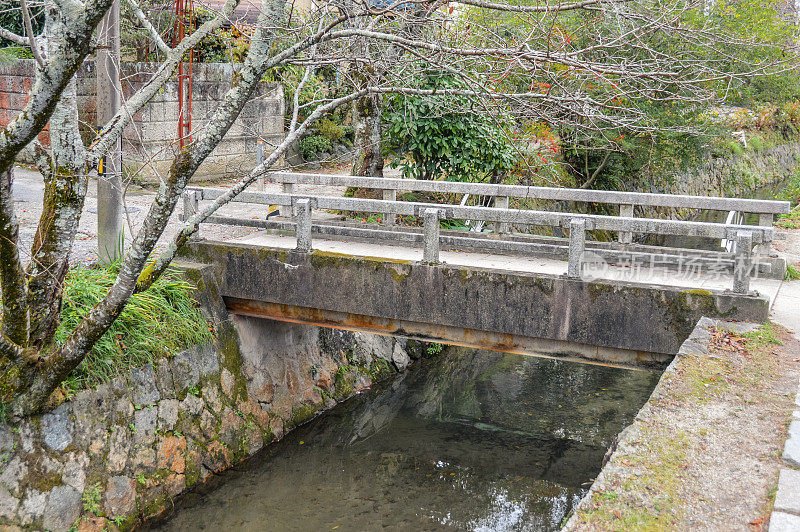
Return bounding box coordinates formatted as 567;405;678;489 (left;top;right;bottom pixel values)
10;165;348;265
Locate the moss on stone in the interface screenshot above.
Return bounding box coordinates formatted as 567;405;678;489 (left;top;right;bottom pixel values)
289;403;319;427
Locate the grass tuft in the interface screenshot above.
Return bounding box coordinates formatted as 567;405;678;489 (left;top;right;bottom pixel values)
786;263;800;281
55;262;212;393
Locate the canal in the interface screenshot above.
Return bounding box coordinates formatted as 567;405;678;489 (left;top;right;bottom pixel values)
152;346;660;531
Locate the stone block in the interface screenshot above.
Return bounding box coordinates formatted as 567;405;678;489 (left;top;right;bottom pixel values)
158;399;180;431
107;428;130;473
133;407;158;446
171;350;200;393
104;476;136;518
42;486;81;532
0;457;27;494
784;420;800;468
42;403;73;452
770;511;800;532
130;364;160;406
0;485;18;520
774;468;800;515
18;489;45;525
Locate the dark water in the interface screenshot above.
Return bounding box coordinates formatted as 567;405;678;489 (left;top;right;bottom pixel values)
153;348;660;532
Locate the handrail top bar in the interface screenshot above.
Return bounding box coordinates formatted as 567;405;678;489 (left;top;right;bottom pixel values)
268;171;791;214
188;186;775;242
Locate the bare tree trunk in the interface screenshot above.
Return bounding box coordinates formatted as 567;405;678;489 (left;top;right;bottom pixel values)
26;76;89;348
351;93;384;177
13;0;287;414
0;167;28;348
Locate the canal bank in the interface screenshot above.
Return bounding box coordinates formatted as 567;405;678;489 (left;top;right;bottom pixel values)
150;346;660;531
564;317;800;530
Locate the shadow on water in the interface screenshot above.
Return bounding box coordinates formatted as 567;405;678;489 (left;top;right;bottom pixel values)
151;347;661;532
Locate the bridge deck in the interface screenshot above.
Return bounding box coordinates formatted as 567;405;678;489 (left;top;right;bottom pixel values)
226;229;785;306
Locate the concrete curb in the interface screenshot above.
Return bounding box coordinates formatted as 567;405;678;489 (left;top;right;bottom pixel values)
770;377;800;531
562;316;718;530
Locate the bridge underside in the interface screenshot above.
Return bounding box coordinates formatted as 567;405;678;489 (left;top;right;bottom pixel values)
181;240;770;369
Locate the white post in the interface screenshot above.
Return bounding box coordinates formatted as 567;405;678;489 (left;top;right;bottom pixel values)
383;189;396;225
257;138;265;192
567;219;586;278
96;0;123;262
295;198;312;252
756;213;773;255
423;208;441;263
280;181;295;217
494;196;509;234
733;230;753;294
619;204;633;244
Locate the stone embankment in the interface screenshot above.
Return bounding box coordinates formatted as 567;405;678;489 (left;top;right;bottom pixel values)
564;317;800;530
0;267;425;530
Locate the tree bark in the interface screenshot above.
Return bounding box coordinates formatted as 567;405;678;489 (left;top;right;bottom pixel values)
26;76;89;348
351;94;385;177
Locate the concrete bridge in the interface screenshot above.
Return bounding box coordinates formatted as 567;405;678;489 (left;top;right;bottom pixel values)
179;173;791;369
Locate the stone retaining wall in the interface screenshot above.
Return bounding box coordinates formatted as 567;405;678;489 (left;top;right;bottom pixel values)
0;266;424;530
650;143;800;199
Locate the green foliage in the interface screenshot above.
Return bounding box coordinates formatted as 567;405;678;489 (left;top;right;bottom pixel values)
299;135;332;160
776;208;800;230
316;118;344;143
426;342;444;355
0;6;44;48
777;169;800;205
82;484;103;516
55;263;212;392
383;70;515;181
785;264;799;282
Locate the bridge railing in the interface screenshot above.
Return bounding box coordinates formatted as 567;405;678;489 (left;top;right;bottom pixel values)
184;177;786;294
265;171;790;243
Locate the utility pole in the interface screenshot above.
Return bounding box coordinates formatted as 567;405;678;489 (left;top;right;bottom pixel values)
96;0;124;263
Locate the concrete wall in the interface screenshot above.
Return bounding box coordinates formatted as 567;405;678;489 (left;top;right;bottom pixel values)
0;59;285;181
0;267;424;531
181;241;770;364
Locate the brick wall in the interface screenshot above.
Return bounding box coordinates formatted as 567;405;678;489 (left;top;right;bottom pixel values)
0;59;285;181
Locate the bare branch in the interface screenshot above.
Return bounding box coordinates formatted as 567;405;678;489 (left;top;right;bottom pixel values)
89;0;241;156
124;0;171;54
0;27;28;46
20;0;44;67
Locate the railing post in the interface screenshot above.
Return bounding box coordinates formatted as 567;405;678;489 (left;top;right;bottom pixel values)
733;230;753;294
756;213;773;255
494;196;509;234
383;188;396;225
295;198;312;252
280;181;295;217
619;204;633;244
182;190;200;238
423;208;441;263
182;190;198;220
567;219;586;278
256;138;265;192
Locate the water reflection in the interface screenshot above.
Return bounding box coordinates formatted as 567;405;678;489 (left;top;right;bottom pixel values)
153;347;660;531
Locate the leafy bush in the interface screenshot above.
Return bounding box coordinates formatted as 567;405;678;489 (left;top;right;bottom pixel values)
55;263;212;392
299;135;332;160
383;69;515;181
316;118;344;142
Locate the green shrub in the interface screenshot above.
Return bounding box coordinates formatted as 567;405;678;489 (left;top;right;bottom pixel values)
383;69;515;181
316;118;344;143
55;263;212;392
299;135;332;160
